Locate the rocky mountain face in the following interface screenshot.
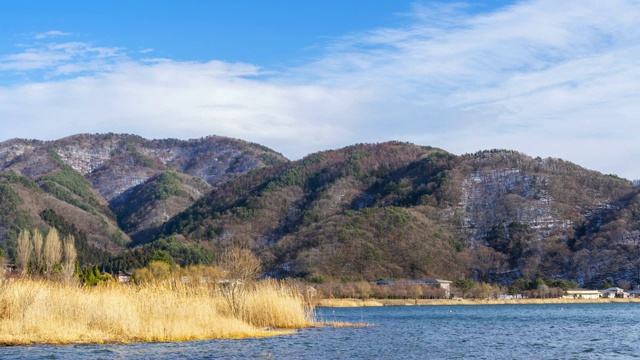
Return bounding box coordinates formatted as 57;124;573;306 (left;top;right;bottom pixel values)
1;135;638;288
0;133;287;261
1;134;285;201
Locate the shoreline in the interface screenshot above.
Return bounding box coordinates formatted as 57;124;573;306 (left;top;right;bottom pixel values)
315;297;640;307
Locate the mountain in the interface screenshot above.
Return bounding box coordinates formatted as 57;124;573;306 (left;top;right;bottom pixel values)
1;134;638;288
152;142;638;287
0;133;287;263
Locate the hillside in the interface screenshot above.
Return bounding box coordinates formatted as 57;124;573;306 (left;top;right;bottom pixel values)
1;134;638;288
0;133;287;263
152;143;637;287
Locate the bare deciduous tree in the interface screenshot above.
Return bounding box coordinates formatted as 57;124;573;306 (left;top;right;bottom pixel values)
617;280;631;291
43;228;62;278
219;247;261;283
218;247;262;319
31;230;44;275
0;253;6;278
17;230;32;276
62;235;77;283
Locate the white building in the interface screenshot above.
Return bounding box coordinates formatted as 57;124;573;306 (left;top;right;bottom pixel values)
601;287;625;298
563;289;601;299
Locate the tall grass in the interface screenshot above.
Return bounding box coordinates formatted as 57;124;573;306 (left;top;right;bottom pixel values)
243;280;314;329
0;278;315;345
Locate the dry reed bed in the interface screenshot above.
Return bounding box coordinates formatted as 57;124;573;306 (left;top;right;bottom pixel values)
0;279;314;345
316;298;385;307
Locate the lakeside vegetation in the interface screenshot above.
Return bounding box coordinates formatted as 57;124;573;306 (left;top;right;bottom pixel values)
0;229;315;345
0;278;314;345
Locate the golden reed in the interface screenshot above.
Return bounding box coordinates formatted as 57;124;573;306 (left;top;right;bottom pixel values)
0;278;315;345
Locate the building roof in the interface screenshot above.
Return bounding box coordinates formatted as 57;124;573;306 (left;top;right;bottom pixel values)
603;287;624;292
566;289;600;294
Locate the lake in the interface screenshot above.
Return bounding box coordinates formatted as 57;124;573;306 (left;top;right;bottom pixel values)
2;303;639;359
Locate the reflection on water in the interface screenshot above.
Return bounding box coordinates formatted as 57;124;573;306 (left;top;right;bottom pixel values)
2;303;640;359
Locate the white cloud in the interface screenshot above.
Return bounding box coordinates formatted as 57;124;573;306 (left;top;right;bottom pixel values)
1;0;640;179
0;59;361;158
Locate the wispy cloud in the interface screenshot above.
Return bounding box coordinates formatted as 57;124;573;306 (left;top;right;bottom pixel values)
34;30;71;39
1;0;639;179
0;40;125;76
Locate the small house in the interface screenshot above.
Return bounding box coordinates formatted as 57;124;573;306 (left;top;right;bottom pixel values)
116;271;131;283
422;279;452;295
376;279;453;297
629;290;640;298
3;263;17;274
601;287;624;298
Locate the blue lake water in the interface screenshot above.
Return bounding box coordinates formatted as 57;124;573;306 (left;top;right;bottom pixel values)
2;303;640;359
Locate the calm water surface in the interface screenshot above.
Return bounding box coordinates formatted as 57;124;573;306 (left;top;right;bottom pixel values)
2;303;639;359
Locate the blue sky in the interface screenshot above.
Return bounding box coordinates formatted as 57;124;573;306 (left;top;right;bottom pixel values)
1;0;639;180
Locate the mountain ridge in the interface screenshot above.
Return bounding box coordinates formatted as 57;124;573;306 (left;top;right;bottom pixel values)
0;133;287;262
1;134;638;288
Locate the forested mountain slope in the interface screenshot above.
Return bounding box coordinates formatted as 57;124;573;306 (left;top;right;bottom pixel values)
0;134;286;262
155;143;638;287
